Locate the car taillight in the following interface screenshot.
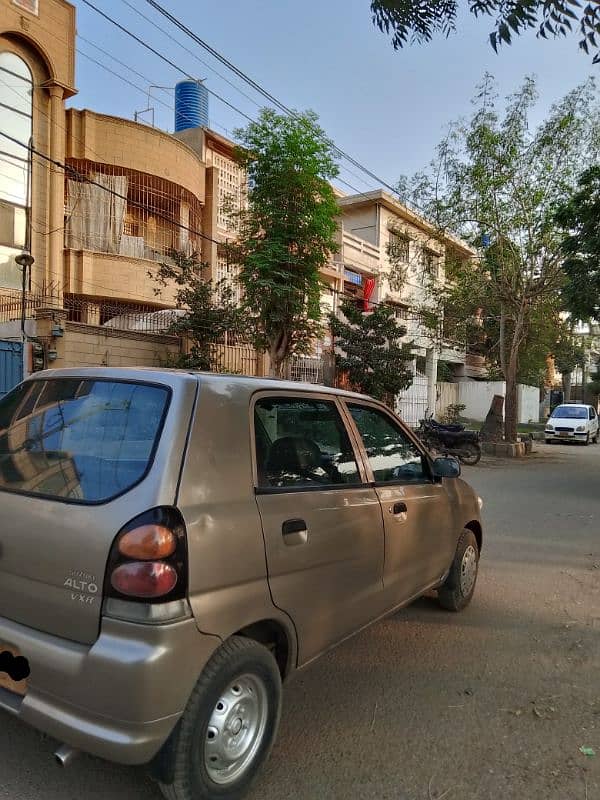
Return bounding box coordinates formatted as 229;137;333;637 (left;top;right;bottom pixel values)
118;525;176;560
111;562;178;598
104;507;188;603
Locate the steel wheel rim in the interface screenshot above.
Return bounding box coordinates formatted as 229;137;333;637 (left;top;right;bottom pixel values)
204;674;269;786
460;545;478;596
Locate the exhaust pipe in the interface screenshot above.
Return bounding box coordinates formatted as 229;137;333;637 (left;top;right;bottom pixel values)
54;744;79;767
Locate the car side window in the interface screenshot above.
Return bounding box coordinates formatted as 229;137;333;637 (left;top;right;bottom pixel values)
254;397;361;489
589;408;595;420
348;404;431;485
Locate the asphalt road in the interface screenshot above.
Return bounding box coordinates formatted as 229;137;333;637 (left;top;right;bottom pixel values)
2;442;599;800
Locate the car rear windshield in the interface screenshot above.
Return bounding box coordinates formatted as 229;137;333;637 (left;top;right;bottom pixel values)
551;406;587;419
0;378;169;503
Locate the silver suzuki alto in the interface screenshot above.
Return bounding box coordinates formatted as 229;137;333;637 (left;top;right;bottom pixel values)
0;367;483;800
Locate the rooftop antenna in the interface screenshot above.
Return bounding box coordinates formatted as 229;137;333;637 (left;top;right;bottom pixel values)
134;85;173;127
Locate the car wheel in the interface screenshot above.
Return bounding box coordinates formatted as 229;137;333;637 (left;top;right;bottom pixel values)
584;434;590;446
438;529;479;612
545;439;552;445
593;432;598;444
158;636;282;800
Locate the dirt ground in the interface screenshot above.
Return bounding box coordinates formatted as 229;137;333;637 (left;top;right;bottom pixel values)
1;442;599;800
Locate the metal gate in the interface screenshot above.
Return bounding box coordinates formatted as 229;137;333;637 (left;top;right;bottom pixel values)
0;340;23;398
396;364;429;428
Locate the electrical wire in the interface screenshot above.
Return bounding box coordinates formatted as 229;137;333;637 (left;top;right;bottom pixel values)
1;130;466;317
74;14;376;195
79;0;255;123
117;0;263;111
140;0;425;211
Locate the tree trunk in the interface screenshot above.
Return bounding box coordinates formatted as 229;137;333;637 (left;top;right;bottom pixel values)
268;332;289;379
503;305;526;443
480;394;504;442
504;367;519;443
562;371;572;403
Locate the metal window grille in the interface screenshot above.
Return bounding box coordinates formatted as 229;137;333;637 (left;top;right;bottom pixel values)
216;248;242;305
212;153;246;233
64;160;203;263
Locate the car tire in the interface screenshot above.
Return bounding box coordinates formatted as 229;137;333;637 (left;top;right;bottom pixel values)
158;636;282;800
545;439;552;445
438;529;479;612
593;432;598;444
584;434;590;446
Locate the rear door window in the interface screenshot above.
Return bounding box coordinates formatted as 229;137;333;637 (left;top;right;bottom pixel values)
0;378;170;503
254;396;361;489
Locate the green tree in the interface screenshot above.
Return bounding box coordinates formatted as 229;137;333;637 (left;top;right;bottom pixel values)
587;360;600;400
551;329;585;402
228;109;340;378
370;0;600;61
330;299;414;406
400;76;600;441
153;252;248;371
556;166;600;323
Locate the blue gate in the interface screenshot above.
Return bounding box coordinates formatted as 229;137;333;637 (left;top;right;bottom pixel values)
0;340;24;398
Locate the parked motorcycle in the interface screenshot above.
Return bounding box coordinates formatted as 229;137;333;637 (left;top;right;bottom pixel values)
418;416;482;466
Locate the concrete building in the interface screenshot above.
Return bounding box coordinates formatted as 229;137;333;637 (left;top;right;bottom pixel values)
0;0;482;414
0;0;253;390
327;190;484;423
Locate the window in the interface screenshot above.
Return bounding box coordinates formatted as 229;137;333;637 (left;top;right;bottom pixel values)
589;408;595;420
420;248;439;279
12;0;39;15
348;404;430;484
255;397;361;489
0;379;170;503
551;406;587;420
388;232;410;263
0;52;32;289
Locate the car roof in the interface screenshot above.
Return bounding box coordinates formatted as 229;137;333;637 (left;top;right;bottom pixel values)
27;366;373;402
555;403;589;409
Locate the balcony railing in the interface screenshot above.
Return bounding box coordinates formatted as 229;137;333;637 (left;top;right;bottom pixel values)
329;231;381;277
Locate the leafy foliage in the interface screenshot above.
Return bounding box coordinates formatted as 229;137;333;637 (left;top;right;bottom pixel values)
556;166;600;322
398;75;600;440
228;109;340;377
371;0;600;61
330;299;414;405
552;330;585;377
153;252;248;371
440;403;467;423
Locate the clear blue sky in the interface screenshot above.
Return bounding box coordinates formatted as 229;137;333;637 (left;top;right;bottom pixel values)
70;0;597;192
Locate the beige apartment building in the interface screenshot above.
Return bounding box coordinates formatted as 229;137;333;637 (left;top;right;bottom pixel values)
323;190;482;422
0;0;480;414
0;0;251;385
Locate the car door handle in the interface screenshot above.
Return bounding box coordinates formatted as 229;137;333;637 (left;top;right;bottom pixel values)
391;502;407;516
282;518;309;546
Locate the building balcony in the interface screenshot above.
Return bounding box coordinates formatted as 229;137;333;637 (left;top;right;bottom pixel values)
330;231;381;277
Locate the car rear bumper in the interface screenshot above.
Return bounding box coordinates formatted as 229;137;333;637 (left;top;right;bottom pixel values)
0;613;220;764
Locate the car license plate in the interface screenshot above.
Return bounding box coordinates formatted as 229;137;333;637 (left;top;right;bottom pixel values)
0;643;29;696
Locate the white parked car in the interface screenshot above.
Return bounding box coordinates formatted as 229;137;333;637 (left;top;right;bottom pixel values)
545;404;599;445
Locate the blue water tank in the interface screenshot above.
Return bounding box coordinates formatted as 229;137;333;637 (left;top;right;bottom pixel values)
174;80;209;132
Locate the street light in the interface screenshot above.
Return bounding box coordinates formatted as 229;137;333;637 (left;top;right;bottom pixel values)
15;251;35;342
14;252;35;270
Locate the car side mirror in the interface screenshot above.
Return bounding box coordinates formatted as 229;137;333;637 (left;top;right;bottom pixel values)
432;456;461;479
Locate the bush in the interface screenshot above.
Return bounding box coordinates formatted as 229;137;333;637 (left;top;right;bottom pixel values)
440;403;466;424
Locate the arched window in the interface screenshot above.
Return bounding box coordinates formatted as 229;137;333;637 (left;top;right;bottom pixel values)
0;51;33;289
